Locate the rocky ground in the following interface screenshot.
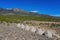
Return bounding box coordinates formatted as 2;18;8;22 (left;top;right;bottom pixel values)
0;23;53;40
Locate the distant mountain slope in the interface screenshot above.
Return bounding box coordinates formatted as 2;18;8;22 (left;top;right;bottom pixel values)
0;8;50;16
0;8;60;22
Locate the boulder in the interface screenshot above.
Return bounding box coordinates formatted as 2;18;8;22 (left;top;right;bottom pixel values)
30;26;37;33
17;23;21;28
44;30;53;38
25;25;30;31
17;23;25;29
37;29;45;35
21;24;25;29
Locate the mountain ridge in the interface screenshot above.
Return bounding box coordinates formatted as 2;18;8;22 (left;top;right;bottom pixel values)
0;8;52;16
0;8;60;22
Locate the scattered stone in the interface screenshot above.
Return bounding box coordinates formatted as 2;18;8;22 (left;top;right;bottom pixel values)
1;23;60;40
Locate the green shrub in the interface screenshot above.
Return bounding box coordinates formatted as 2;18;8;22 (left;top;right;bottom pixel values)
0;15;60;23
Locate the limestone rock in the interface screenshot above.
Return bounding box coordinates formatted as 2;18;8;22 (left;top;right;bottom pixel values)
25;25;31;31
30;26;37;33
44;30;53;38
37;29;45;35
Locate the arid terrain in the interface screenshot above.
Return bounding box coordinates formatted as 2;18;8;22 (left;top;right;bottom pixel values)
0;22;53;40
0;21;60;40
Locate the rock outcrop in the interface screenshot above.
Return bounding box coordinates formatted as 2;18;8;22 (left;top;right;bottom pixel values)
0;23;53;40
17;23;60;39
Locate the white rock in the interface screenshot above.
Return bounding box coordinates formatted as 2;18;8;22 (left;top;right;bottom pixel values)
17;23;21;28
25;25;30;31
21;24;25;29
37;29;45;35
17;24;25;29
30;26;36;33
45;30;52;38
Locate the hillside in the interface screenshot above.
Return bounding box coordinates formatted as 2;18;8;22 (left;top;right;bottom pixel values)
0;8;60;22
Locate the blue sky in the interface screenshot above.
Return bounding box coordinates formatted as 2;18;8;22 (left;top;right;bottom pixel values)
0;0;60;16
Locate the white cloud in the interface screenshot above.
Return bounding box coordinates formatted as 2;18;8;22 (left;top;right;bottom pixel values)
52;15;60;17
30;11;38;13
6;8;12;10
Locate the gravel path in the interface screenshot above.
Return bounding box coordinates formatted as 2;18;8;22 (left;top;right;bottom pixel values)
0;23;53;40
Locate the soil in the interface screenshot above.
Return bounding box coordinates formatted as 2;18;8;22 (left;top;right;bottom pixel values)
0;23;53;40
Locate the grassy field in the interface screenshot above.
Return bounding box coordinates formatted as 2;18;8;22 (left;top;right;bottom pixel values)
0;15;60;23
